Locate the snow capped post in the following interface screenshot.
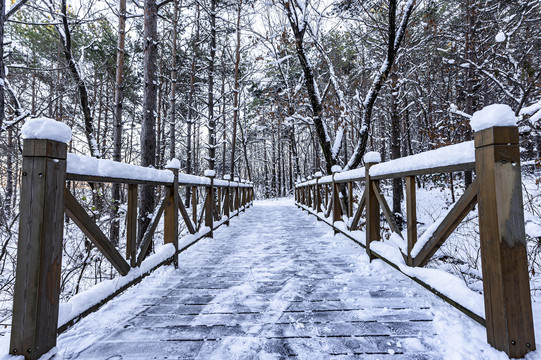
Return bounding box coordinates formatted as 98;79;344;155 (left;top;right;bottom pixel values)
364;152;381;262
331;165;342;230
11;118;71;359
241;179;247;212
223;174;231;225
307;175;313;210
314;172;322;213
472;105;535;358
164;159;180;267
204;169;216;238
234;176;240;213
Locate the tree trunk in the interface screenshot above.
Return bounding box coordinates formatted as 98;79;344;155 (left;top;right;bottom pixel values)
0;0;5;131
390;73;403;228
185;4;200;206
138;0;158;244
169;0;179;160
229;0;242;179
110;0;126;246
463;0;476;187
207;0;217;170
59;0;99;157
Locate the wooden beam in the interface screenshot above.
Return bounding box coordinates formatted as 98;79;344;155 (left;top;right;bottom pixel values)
164;170;179;267
372;182;401;235
176;191;196;234
366;162;381;261
192;185;197;225
413;179;478;267
405;176;417;266
475;126;535;358
126;184;137;267
350;190;366;230
136;191;168;267
64;188;130;275
10;139;67;360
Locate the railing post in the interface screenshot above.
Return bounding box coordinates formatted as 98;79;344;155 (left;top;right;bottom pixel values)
474;126;535;358
348;181;353;219
164;164;179;267
127;184;137;267
314;172;322;212
204;170;215;237
191;185;197;225
241;180;247;211
234;176;240;213
365;156;381;261
307;177;313;209
332;166;342;229
224;175;231;225
324;184;329;210
405;176;417;266
10;139;67;359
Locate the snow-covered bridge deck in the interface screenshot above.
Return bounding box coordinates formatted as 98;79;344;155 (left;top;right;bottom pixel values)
54;199;484;359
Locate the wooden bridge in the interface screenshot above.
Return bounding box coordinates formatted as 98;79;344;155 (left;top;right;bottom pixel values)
5;125;537;359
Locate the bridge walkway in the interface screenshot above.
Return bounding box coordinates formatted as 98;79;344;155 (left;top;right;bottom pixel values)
54;199;474;359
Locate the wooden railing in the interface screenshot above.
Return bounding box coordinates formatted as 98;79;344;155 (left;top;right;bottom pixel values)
295;125;535;359
9;138;254;360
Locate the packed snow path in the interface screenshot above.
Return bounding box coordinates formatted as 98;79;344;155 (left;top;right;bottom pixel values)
54;199;489;359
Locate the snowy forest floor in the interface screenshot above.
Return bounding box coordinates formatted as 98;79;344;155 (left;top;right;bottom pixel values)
2;198;533;359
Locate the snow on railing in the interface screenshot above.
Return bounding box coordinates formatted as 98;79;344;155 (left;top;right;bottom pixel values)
66;153;252;188
296;140;475;187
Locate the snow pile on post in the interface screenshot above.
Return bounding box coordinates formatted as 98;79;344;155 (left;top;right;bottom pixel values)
164;158;181;169
469;104;517;131
67;154;174;183
204;169;216;177
21;117;72;144
364;151;381;163
331;165;342;173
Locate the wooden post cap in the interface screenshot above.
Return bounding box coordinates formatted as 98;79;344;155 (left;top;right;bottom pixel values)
22;139;67;159
474;126;519;148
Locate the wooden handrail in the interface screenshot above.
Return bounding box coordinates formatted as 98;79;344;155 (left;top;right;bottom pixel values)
9;138;255;360
294;125;535;359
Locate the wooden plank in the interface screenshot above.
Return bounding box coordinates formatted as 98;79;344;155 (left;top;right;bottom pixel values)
413;179;478;267
405;176;417;266
474;126;535;358
372;182;401;235
136;191;168;267
64;188;130;276
350;190;366;230
176;192;196;234
10;140;67;360
370;162;476;181
126;184;137;267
